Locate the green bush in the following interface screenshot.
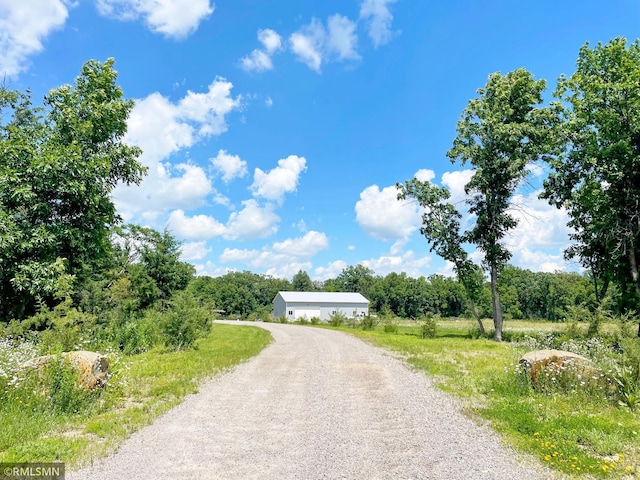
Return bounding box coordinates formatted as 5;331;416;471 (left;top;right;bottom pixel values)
360;315;378;331
383;322;398;334
20;299;98;354
310;316;321;325
329;312;346;327
468;325;486;339
118;312;162;355
161;292;211;351
419;316;437;339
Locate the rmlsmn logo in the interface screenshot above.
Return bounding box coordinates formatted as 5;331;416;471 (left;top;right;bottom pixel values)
0;463;65;480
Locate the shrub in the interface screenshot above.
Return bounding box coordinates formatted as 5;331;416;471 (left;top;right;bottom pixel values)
360;315;378;331
383;321;398;334
329;312;346;327
468;325;486;339
419;316;437;339
21;299;98;354
118;312;163;355
310;316;321;325
161;292;211;351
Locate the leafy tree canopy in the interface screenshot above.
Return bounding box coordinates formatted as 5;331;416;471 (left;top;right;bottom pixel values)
542;37;640;323
0;59;146;320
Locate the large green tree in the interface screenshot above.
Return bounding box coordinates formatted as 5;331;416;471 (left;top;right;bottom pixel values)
542;38;640;333
0;59;145;320
330;264;377;299
292;270;315;291
446;68;559;340
111;225;195;305
397;178;486;335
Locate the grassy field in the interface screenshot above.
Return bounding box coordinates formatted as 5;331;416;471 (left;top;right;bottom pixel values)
0;323;272;468
328;319;640;479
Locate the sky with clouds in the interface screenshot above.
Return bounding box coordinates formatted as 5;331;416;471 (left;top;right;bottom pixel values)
2;0;639;281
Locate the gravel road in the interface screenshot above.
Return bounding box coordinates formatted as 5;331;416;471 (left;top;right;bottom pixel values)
69;322;547;480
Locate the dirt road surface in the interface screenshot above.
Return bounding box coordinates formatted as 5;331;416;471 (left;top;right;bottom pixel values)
69;322;545;480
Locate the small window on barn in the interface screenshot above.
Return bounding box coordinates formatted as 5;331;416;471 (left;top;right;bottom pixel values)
332;310;336;315
288;310;293;315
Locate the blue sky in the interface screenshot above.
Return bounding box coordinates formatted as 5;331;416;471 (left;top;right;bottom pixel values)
2;0;639;281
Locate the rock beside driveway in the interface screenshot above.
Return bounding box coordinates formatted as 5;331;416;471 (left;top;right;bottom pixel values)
519;349;600;387
22;350;109;390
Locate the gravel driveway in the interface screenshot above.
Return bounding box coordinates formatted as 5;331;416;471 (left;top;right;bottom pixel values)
69;322;546;480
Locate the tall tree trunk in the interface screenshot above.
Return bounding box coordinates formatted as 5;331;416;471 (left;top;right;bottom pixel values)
490;265;504;341
467;296;485;337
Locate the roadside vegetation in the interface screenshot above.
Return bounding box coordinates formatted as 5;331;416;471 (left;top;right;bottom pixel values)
0;324;271;466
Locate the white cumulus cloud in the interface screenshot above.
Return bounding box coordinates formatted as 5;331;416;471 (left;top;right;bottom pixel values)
362;249;431;278
168;209;226;240
290;19;325;72
356;184;421;240
289;15;359;72
96;0;214;39
327;14;360;61
240;28;283;72
124;79;240;163
251;155;307;203
0;0;70;77
272;231;329;257
224;200;280;240
314;260;348;281
258;28;282;53
359;0;397;47
116;162;214;222
219;231;329;279
414;169;436;182
114;79;241;221
211;149;248;183
441;169;474;203
180;241;211;261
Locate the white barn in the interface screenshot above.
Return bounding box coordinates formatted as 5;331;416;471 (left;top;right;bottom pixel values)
273;291;370;322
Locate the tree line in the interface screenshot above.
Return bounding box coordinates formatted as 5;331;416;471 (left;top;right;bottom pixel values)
188;264;595;323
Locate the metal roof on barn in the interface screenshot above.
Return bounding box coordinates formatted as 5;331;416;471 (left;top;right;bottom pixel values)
276;291;369;304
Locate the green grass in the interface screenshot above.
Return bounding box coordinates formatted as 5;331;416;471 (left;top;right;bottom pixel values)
0;323;271;467
328;319;640;479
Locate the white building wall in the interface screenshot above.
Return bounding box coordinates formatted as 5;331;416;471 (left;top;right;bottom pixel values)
273;295;287;318
272;292;370;322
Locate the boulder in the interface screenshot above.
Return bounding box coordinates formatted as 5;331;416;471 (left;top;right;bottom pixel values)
22;350;109;390
519;349;600;387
